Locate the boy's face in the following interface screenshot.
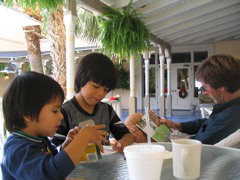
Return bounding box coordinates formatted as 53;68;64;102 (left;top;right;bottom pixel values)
25;97;63;137
79;81;109;106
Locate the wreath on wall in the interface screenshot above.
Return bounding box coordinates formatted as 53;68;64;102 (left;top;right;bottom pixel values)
179;87;188;98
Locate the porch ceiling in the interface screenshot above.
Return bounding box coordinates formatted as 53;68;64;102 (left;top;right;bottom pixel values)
78;0;240;47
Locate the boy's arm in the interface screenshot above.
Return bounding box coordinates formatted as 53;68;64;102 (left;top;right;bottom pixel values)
108;105;130;140
112;133;134;152
109;114;130;140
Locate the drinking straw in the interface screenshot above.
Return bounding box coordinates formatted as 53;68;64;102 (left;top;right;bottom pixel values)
145;107;151;145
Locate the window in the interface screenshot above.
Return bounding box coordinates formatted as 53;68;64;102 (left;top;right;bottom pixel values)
143;68;156;97
177;68;189;90
142;53;159;65
194;51;208;62
172;53;191;63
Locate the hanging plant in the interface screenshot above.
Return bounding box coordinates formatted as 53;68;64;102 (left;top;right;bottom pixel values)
99;0;151;60
76;1;151;61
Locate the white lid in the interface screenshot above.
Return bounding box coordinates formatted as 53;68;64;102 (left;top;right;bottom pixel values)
124;144;165;159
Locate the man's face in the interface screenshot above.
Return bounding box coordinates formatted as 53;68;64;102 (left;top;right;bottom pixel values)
201;82;225;104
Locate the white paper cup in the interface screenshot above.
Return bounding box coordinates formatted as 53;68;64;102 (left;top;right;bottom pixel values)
172;139;202;180
124;144;165;180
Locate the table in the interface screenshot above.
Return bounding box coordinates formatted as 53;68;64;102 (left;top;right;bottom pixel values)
67;143;240;179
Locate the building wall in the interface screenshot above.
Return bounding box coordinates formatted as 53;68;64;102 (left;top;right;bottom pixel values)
215;40;240;57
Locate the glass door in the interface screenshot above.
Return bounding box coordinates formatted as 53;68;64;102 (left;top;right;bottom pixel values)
171;65;191;109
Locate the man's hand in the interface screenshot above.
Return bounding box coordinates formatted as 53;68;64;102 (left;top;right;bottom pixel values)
125;113;148;143
159;118;182;131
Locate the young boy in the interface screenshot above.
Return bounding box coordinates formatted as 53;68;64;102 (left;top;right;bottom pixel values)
52;53;134;152
1;71;108;179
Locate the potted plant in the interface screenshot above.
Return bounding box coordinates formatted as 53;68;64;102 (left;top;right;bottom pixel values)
76;0;151;61
99;0;151;60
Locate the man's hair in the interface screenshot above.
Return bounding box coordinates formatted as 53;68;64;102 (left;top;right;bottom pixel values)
195;54;240;93
3;71;65;132
74;53;117;93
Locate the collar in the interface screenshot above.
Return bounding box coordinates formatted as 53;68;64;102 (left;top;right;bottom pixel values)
213;97;240;113
13;130;44;143
71;96;98;116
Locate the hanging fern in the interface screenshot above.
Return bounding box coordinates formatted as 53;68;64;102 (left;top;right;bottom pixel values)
76;1;151;61
99;1;151;60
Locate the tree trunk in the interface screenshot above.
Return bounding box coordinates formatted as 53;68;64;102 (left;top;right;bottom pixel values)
23;25;44;73
48;7;66;94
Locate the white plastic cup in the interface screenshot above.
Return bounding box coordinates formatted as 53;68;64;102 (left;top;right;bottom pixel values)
124;144;165;180
172;139;202;180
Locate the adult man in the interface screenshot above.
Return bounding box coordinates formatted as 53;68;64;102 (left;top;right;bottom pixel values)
126;54;240;144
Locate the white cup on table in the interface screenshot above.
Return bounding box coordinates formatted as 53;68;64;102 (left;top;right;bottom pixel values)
172;139;202;180
124;144;165;180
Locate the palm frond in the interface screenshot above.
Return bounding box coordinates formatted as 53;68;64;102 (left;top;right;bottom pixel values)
76;8;100;44
5;0;64;11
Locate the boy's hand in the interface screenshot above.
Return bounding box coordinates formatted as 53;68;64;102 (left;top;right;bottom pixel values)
125;123;147;143
112;133;134;153
125;112;147;143
62;126;81;149
80;124;109;153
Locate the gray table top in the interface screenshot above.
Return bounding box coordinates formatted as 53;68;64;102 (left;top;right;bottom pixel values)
67;143;240;180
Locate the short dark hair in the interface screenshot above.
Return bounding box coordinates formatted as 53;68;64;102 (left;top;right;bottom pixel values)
74;53;117;93
195;54;240;93
3;71;65;132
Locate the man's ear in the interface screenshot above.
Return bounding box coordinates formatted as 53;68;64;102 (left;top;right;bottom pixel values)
218;86;226;92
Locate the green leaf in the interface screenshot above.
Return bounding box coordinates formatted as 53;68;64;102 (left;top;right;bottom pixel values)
5;0;64;11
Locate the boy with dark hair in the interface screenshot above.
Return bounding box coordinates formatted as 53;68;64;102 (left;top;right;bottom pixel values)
53;53;134;152
2;71;108;179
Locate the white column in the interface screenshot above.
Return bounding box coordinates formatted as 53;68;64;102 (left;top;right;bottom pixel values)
158;45;165;118
165;49;172;116
64;4;77;100
17;62;25;75
43;59;52;76
144;50;150;109
129;55;137;114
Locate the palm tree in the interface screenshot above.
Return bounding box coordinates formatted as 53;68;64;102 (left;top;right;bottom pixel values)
47;7;66;93
5;0;67;93
21;7;44;73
